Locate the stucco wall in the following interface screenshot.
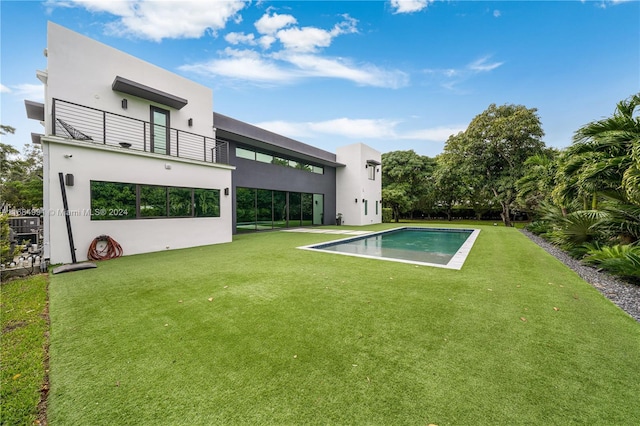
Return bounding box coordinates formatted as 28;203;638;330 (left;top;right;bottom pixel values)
336;143;382;226
46;22;213;139
43;139;233;264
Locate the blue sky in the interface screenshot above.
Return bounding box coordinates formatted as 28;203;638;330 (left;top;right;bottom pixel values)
1;0;638;157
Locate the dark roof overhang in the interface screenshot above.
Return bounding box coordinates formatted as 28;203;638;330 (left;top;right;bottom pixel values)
112;76;188;110
214;112;344;168
31;133;43;145
25;100;45;121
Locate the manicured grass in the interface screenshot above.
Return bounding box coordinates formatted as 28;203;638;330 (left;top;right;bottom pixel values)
1;274;49;425
48;223;640;425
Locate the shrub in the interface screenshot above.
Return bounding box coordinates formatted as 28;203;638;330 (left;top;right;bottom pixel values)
382;208;393;223
0;214;21;266
583;243;640;283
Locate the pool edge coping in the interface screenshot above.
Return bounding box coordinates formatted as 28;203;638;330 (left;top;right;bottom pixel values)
297;226;481;270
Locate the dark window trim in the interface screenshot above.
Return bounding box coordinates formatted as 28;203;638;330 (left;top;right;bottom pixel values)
150;106;170;155
90;180;220;220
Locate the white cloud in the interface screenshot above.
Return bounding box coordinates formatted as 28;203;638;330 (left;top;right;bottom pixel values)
48;0;248;41
254;117;463;143
423;55;504;90
276;26;337;53
225;32;256;45
280;53;409;88
400;126;467;141
390;0;434;14
181;12;405;88
276;15;357;52
179;48;296;85
493;10;501;18
1;84;11;93
255;12;297;35
258;35;276;50
5;83;44;101
468;56;503;72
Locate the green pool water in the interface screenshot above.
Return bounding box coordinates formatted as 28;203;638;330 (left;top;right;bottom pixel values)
303;227;478;269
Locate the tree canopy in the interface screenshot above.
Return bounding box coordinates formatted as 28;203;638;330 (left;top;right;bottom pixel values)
440;103;545;226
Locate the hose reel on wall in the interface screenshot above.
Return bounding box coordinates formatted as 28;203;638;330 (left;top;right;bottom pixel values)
87;235;123;260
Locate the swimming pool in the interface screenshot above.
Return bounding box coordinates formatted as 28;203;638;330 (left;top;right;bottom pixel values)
299;227;480;269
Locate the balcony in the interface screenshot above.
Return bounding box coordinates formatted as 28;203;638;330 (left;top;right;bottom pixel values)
51;98;229;165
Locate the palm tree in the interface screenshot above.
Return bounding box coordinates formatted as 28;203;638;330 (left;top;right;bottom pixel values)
516;149;559;213
566;93;640;206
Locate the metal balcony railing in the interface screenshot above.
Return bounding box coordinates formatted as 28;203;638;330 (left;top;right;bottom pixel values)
51;98;229;165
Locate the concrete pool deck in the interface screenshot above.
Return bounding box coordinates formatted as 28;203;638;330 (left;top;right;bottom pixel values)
282;228;373;236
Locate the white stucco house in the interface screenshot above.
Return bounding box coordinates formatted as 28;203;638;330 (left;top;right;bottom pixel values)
26;22;381;265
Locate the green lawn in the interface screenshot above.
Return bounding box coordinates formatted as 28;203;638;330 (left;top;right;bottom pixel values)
1;274;48;425
47;223;640;425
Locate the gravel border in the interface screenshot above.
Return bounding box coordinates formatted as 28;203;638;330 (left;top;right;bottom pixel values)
520;229;640;322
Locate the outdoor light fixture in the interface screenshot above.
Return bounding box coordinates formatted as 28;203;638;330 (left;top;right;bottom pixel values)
121;98;128;109
362;199;366;203
224;188;229;196
355;198;358;203
188;118;193;127
65;174;74;187
365;164;368;168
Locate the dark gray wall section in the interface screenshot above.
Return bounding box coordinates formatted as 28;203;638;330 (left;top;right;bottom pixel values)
214;112;341;230
214;112;344;167
229;142;337;229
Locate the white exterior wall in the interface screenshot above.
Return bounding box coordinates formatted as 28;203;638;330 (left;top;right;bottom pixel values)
46;22;212;138
43;139;233;264
336;143;382;226
40;23;233;264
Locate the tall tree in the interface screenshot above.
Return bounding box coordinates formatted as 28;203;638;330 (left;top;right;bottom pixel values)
1;125;43;210
516;148;560;214
433;152;468;221
442;104;545;226
381;150;435;220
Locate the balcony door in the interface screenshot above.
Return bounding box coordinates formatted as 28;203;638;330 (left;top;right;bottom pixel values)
151;106;170;155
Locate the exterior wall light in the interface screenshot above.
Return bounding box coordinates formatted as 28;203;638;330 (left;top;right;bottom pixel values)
362;199;366;203
224;188;230;196
121;99;128;109
188;118;193;127
355;198;358;203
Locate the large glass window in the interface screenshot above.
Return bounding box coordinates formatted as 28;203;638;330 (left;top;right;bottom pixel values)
257;189;273;230
90;181;137;220
302;193;313;226
169;187;192;217
195;189;220;217
273;191;287;229
236;187;256;232
140;185;167;217
235;187;324;231
91;181;220;220
236;147;255;160
235;146;323;175
289;192;302;227
256;152;273;163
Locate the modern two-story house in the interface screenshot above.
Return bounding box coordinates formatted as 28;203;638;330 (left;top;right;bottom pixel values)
26;22;381;265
